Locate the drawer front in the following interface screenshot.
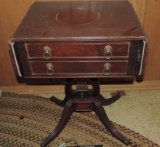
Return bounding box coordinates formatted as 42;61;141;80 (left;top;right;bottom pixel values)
25;42;130;59
29;61;128;77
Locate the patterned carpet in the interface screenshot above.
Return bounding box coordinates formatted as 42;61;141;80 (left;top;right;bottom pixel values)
0;92;159;147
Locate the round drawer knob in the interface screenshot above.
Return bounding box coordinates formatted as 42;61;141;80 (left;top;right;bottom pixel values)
103;63;111;75
46;63;54;75
104;45;112;59
43;46;51;60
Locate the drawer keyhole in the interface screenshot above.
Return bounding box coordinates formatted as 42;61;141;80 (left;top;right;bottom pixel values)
46;63;54;75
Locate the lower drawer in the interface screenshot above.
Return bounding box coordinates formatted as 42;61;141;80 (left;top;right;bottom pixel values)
29;61;128;77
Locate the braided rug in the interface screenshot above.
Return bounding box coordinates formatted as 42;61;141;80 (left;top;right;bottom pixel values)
0;92;159;147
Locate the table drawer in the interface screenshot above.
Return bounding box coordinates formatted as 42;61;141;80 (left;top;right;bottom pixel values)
29;61;128;77
25;42;130;60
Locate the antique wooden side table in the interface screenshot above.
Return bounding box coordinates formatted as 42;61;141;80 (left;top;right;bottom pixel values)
9;1;148;146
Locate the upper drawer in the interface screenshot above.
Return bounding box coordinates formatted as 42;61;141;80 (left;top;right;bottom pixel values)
25;42;130;60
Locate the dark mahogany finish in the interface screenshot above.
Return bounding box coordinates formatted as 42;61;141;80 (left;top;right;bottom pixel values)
9;1;148;147
41;78;130;147
9;1;147;79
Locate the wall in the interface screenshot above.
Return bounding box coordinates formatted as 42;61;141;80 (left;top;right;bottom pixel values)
0;0;159;86
143;0;160;80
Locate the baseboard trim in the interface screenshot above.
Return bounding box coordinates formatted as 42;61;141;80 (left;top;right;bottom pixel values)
1;80;160;95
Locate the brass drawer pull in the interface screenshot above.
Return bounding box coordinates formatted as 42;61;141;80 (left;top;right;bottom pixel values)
103;63;111;75
43;46;51;60
46;63;54;75
104;45;112;59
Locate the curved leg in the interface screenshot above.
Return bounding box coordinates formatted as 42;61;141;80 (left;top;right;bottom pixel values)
93;99;130;145
91;79;123;106
50;79;74;107
41;100;74;147
65;78;74;96
50;96;70;107
91;79;100;97
97;92;122;106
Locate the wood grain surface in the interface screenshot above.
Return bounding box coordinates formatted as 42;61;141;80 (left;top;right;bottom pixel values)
0;0;159;86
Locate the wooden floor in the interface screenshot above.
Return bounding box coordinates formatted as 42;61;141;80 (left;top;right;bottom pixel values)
1;80;160;95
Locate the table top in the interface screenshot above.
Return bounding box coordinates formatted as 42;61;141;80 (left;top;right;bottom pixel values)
11;1;147;42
